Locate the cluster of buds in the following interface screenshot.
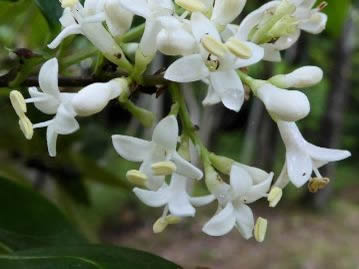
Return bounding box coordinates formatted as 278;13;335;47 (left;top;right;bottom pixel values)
9;0;351;243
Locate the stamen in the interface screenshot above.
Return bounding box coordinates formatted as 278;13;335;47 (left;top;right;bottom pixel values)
308;177;330;193
9;90;27;117
18;115;33;140
313;167;322;178
201;35;228;57
254;217;268;243
153;217;168;234
267;187;283;208
175;0;208;13
60;0;78;8
225;37;252;59
126;170;148;187
33;120;54;129
151;161;177;176
317;1;328;11
165;215;182;225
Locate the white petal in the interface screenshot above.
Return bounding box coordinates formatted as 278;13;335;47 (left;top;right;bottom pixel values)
105;0;133;37
233;203;254;239
112;135;152;162
212;0;246;26
139;19;161;57
202;85;221;106
60;8;76;27
262;44;282;62
48;25;82;49
210;70;244;112
274;31;300;51
53;105;79;135
119;0;150;18
274;163;291;189
305;143;351;164
139;157;165;190
133;185;170;207
46;125;58;157
190;194;216;207
171;152;203;180
230;165;253;198
39;58;60;99
202;203;236;236
28;87;60;115
191;12;221;42
244;172;273;203
152;115;178;151
300;12;327;34
286;148;312;187
164;54;209;83
168;174;195;216
235;163;269;185
234;41;264;68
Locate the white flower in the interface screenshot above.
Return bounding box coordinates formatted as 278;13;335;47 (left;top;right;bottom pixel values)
112;115;203;190
134;173;215;217
253;82;310;122
274;120;351;188
103;0;134;37
119;0;174;57
269;66;323;88
165;12;264;112
237;0;327;62
203;164;273;238
49;0;127;66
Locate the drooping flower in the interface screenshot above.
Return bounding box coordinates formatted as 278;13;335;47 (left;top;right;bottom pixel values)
134;173;215;217
49;0;130;69
165;12;264;112
203;164;273;238
119;0;175;57
112;115;203;190
274;120;351;188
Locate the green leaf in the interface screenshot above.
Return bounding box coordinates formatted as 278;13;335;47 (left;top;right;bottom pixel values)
0;0;19;2
0;176;86;251
33;0;63;31
0;245;182;269
325;0;351;38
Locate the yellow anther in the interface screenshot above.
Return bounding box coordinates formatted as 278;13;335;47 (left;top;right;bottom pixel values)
267;187;283;208
19;115;33;140
308;177;330;193
175;0;207;13
165;215;182;225
60;0;78;8
225;37;252;59
254;217;268;243
153;217;168;234
10;90;27;117
201;35;228;57
151;161;177;176
126;170;148;187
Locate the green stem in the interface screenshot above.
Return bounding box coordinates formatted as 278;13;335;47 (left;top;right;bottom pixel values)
118;24;145;43
60;47;98;70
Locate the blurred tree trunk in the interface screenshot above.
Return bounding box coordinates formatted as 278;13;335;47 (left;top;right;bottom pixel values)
310;17;355;209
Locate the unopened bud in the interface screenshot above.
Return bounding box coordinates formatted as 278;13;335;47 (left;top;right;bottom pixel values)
268;187;283;207
153;217;168;234
254;217;268;243
126;170;148;187
209;153;234;175
152;161;177;176
19;115;33;140
10;90;27;117
175;0;208;13
268;15;298;38
308;177;330;193
225;38;252;59
201;35;228;57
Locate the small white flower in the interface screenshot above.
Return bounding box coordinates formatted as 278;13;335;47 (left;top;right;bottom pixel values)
119;0;174;57
134;173;215;217
49;0;126;66
274;120;351;188
253;82;310;122
203;164;273;238
165;12;264;112
112;115;203;190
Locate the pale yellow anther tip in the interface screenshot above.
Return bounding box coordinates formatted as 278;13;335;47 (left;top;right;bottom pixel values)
19;115;33;140
254;217;268;243
165;215;182;225
10;90;27;117
126;170;148;187
60;0;78;8
225;37;252;59
201;35;228;58
151;161;176;176
175;0;207;13
268;187;283;208
153;217;168;234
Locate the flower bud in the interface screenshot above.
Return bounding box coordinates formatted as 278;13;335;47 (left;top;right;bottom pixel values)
269;66;323;88
157;27;197;56
254;217;268;243
209;153;234;175
104;0;133;37
255;83;310;122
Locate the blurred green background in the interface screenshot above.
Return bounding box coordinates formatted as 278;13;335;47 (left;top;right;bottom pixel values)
0;0;358;268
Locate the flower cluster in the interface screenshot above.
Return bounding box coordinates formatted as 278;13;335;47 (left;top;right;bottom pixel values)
9;0;350;242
